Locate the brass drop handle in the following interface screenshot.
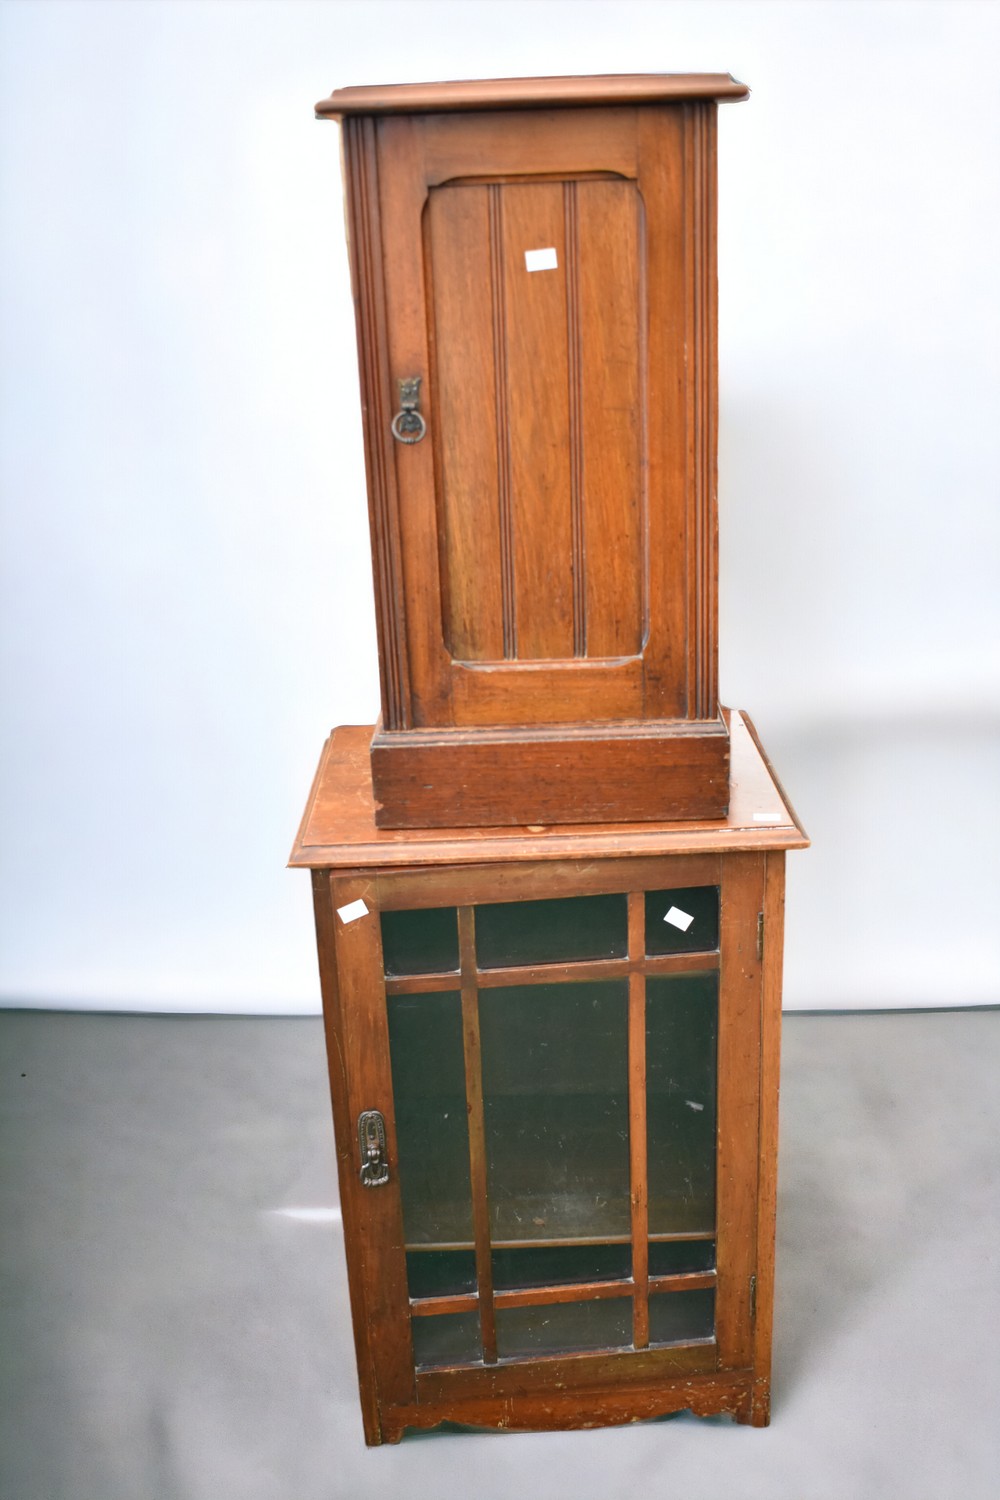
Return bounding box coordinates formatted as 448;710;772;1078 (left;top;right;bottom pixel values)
390;376;426;444
357;1109;389;1187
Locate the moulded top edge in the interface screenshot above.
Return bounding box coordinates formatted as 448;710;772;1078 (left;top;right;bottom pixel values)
315;73;750;120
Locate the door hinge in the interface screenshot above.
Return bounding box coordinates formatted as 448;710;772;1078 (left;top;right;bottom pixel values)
749;1273;757;1321
756;912;764;961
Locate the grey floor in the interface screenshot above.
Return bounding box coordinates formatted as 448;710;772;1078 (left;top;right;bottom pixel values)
1;1010;997;1500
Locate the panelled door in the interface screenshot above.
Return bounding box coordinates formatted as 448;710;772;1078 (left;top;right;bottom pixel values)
347;104;717;730
330;854;764;1420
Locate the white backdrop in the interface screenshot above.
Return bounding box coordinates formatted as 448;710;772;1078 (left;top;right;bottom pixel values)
1;0;997;1013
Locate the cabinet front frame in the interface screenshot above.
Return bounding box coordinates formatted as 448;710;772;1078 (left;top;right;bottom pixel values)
317;850;769;1437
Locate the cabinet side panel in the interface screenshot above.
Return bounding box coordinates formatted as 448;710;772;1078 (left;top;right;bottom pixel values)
714;852;764;1369
752;851;786;1425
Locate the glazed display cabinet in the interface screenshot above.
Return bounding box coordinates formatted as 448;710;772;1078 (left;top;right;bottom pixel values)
290;715;808;1442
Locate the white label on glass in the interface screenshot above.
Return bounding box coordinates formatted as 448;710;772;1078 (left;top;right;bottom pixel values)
664;906;694;932
685;1100;705;1112
753;812;783;823
336;898;369;924
524;246;558;272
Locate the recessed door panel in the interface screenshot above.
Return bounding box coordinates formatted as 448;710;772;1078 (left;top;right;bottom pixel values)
427;177;644;664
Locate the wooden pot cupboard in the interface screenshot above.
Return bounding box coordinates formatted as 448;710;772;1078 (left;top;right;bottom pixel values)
316;73;752;829
297;73;808;1442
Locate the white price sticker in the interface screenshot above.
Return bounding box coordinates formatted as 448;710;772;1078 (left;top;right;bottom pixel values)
524;246;558;272
336;899;369;925
664;906;694;932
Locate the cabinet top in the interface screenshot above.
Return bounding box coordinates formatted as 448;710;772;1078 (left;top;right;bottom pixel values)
289;712;807;870
315;73;749;120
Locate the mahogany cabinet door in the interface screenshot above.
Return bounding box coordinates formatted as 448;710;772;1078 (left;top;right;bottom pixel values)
343;103;719;731
323;853;763;1430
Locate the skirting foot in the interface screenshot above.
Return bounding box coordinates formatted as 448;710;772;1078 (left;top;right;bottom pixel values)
750;1380;771;1427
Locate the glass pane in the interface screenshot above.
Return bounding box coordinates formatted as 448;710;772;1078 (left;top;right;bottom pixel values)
493;1242;630;1291
496;1297;632;1359
411;1310;481;1369
646;973;718;1235
387;992;473;1249
645;886;719;955
479;981;630;1245
648;1239;716;1276
648;1289;715;1345
475;894;627;969
406;1249;477;1300
381;907;459;976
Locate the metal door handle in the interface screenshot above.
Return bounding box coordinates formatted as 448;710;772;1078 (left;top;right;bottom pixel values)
357;1109;389;1187
390;376;426;443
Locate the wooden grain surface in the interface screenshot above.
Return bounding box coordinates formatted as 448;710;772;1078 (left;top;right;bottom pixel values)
369;718;730;827
365;104;713;738
414;1340;718;1403
341;118;412;731
383;1371;752;1441
327;875;416;1411
714;853;764;1372
372;852;723;910
310;810;801;1442
306;69;807;1448
289;711;808;869
751;850;787;1425
334;89;736;826
316;73;750;119
310;872;384;1443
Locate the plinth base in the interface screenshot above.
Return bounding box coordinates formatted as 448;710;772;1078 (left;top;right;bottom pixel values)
369;715;731;829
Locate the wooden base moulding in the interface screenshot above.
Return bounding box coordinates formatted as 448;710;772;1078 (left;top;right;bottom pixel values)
375;1370;764;1444
370;716;731;828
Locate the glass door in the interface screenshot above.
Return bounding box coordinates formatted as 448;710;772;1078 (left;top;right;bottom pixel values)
379;868;748;1375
